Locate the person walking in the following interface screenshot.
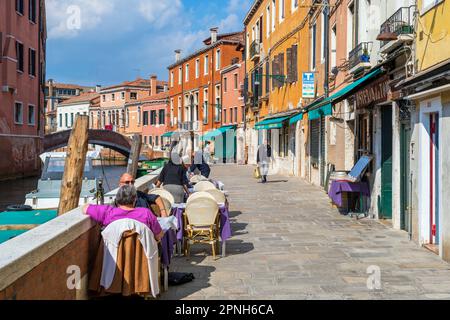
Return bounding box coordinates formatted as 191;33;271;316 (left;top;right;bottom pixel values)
257;140;271;183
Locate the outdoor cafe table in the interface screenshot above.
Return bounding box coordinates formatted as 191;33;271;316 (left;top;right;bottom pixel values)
171;202;232;258
328;180;371;214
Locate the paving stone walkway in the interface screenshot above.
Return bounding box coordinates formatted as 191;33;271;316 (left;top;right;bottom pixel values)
162;165;450;300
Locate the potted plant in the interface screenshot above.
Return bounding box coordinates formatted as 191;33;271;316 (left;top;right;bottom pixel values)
360;47;370;63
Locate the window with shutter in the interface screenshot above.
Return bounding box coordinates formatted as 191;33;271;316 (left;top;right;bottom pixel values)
286;47;292;83
271;58;276;89
265;61;270;94
292;44;298;82
258;67;263;97
310;119;320;164
279;53;285;87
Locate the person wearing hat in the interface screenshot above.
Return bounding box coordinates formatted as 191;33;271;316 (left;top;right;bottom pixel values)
155;155;190;203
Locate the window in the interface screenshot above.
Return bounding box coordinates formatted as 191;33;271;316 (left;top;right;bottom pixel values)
279;0;285;22
204;55;209;75
14;102;23;124
178;67;182;84
246;33;250;59
223;109;227;124
59;114;62;127
28;105;35;125
102;95;106;102
185;64;189;82
224;77;228;93
286;44;298;83
144;136;147;145
234;107;238;124
150;110;157;125
170;71;174;87
28;48;36;76
170;99;174;125
234;73;238;90
311;24;317;70
292;0;298;11
155;136;159;146
266;5;271;38
16;41;24;72
242;106;245;122
143;111;149;126
149;136;153;145
16;0;24;15
422;0;444;13
321;10;326;62
279;125;289;157
216;50;221;71
203;89;209;124
70;113;74;127
195;59;200;78
348;2;356;53
137;107;141;125
159;109;165;125
121;92;125;100
331;25;337;70
130;92;137;100
271;0;276;31
177;97;182;122
29;0;37;23
112;94;115;101
215;85;221;122
65;113;68;127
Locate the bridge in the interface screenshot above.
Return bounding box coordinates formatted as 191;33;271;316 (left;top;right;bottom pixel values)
43;130;132;157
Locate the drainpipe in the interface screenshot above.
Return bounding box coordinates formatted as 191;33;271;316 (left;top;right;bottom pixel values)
324;0;330;99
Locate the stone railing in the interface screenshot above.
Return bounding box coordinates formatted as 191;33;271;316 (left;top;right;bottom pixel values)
0;168;161;300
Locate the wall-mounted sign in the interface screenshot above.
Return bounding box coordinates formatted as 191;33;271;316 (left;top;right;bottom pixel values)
355;75;390;108
302;72;315;99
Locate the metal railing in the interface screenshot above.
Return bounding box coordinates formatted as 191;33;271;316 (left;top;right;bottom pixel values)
380;6;416;48
348;42;372;71
250;41;261;60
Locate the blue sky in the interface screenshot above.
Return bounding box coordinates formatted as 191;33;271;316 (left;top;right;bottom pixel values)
46;0;251;87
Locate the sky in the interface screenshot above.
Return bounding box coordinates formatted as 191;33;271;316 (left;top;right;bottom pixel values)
45;0;251;87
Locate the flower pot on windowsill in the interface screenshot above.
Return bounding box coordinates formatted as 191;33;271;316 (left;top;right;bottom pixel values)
360;54;370;63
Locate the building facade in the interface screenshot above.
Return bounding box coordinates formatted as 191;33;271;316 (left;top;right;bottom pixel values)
58;92;100;131
167;28;244;152
400;0;450;261
0;0;46;180
44;80;95;134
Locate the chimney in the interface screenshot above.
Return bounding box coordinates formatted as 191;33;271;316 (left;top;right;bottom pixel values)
210;27;218;44
48;79;54;97
95;85;101;93
150;74;157;96
175;49;181;63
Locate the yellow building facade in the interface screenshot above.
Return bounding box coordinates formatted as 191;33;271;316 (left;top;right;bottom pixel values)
244;0;311;174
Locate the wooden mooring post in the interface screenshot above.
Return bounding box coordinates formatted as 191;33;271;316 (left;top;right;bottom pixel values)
57;115;89;216
127;134;142;179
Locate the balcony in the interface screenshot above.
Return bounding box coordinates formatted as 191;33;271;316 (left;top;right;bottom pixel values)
178;120;202;132
348;42;373;75
378;6;416;54
250;41;261;62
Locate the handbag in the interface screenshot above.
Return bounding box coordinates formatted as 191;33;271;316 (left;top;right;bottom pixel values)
168;272;195;286
254;166;261;179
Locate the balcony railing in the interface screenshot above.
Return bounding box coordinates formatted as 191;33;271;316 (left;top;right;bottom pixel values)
380;6;416;48
348;42;372;72
250;41;261;61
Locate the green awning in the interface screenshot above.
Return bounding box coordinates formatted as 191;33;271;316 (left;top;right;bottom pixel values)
307;68;384;119
255;116;290;130
309;103;333;120
161;131;174;138
201;125;236;141
289;112;304;125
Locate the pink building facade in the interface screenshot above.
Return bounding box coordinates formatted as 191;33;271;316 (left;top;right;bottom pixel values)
0;0;46;180
221;61;246;164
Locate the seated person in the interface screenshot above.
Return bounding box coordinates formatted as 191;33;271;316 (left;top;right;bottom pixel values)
118;173;169;217
82;185;164;241
189;150;211;178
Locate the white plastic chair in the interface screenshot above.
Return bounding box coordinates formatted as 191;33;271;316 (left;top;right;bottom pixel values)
186;191;215;204
193;180;216;192
183;198;220;259
204;189;226;205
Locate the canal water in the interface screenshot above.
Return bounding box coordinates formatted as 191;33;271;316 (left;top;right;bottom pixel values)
0;164;127;212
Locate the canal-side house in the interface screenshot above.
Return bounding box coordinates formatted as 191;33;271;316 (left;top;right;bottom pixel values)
0;0;46;180
221;59;246;164
126;75;170;151
167;28;244;154
244;0;310;176
399;0;450;261
57;91;100;131
44;80;95;134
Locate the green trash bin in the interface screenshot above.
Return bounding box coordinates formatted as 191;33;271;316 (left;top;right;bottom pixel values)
137;158;169;178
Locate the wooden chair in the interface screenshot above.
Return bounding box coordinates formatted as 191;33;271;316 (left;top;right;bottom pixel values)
183;198;220;260
193;180;216;192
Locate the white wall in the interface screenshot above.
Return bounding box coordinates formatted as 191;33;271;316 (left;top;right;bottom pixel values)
57;103;90;131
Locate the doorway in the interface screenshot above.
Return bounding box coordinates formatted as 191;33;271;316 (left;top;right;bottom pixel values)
380;106;393;219
400;121;411;231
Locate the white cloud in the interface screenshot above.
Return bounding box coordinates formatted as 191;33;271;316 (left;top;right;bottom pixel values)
227;0;252;14
218;13;242;33
46;0;115;39
138;0;183;28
